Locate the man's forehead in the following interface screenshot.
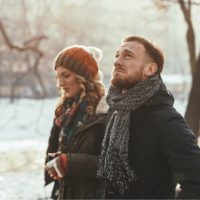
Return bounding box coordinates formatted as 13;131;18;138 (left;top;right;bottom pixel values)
116;41;145;53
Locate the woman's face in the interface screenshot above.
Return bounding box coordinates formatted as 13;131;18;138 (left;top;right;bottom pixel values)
56;66;82;98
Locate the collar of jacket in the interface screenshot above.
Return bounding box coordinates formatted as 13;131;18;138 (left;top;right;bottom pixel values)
144;83;174;108
74;95;107;134
74;113;106;136
96;95;109;114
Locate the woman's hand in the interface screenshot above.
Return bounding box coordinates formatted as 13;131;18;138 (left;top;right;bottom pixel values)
45;153;68;180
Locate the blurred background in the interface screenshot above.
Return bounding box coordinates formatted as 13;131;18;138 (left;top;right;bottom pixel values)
0;0;200;199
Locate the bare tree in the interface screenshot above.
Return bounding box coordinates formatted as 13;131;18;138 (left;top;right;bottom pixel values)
0;19;48;102
157;0;200;136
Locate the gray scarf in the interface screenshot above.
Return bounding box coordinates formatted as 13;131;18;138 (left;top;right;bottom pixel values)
97;74;161;195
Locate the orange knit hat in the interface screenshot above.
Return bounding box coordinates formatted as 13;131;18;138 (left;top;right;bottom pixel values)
54;45;102;81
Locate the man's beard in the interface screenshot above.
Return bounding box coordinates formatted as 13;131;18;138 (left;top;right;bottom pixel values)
111;73;139;89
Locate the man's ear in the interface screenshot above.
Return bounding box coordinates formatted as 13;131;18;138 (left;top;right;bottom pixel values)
144;63;158;77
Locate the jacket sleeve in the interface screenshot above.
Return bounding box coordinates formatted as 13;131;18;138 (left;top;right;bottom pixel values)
44;120;61;186
161;116;200;199
67;153;100;178
45;120;61;157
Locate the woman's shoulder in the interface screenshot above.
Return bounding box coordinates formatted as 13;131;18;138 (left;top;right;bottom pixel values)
85;113;107;127
95;95;109;114
83;95;108;126
88;94;109;126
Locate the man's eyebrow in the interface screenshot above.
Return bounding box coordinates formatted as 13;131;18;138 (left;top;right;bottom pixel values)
123;49;135;56
115;49;135;56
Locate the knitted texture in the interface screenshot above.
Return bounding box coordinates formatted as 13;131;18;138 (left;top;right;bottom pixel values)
55;96;88;153
46;153;68;178
56;154;68;177
97;74;161;195
54;45;102;81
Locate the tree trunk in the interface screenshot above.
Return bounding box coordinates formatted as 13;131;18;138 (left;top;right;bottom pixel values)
178;0;196;78
185;52;200;136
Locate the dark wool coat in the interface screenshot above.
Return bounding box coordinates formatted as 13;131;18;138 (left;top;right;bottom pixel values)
106;85;200;199
44;113;106;199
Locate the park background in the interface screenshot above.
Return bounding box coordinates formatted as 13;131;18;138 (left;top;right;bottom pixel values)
0;0;200;199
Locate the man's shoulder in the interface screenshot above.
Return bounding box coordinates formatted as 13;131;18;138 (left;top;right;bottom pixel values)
130;104;185;135
132;103;182;121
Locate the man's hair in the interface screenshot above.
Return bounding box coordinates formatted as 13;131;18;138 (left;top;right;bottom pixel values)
123;35;164;74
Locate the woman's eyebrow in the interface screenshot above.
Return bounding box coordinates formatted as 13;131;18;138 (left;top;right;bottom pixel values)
60;72;69;76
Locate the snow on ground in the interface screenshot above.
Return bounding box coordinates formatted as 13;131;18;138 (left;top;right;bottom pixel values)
0;98;57;200
0;98;56;141
0;93;196;200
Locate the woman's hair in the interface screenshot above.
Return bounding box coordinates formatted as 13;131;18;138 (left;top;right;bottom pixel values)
55;73;105;118
53;45;105;119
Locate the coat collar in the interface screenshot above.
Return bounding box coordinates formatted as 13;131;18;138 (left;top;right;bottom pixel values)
95;95;109;114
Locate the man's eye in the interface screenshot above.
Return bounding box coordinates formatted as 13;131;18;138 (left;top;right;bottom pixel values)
115;54;119;58
125;54;132;58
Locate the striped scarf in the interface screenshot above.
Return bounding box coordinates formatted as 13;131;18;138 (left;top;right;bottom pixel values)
97;74;161;195
55;96;87;153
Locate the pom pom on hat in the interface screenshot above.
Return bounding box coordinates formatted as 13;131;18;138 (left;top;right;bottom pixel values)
85;46;103;63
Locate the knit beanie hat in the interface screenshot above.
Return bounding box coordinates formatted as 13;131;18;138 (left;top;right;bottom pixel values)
54;45;103;81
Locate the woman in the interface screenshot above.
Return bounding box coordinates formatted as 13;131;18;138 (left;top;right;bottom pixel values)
44;45;107;199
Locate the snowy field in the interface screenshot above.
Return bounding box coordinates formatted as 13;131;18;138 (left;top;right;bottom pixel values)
0;98;57;200
0;93;196;200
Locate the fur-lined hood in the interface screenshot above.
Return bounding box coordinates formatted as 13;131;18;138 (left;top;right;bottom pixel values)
96;95;109;114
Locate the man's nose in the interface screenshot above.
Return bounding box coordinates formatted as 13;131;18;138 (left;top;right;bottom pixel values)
114;56;122;68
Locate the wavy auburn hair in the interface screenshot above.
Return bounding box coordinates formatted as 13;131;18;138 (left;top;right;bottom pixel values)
55;72;105;118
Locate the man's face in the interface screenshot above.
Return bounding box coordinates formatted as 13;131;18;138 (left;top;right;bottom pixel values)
111;41;148;89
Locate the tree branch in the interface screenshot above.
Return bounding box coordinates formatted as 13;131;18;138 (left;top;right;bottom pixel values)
0;19;47;52
162;0;200;6
0;18;48;99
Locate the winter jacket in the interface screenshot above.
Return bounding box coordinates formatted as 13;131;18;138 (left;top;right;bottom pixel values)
106;85;200;199
44;99;107;199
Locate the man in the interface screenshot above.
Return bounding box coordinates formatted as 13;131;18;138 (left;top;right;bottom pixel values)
97;35;200;199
